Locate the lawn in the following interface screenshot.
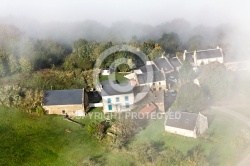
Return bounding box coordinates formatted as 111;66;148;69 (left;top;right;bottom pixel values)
1;106;249;165
130;109;249;166
99;72;128;83
0;106;105;166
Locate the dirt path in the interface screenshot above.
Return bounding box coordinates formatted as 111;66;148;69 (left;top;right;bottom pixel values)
212;106;250;166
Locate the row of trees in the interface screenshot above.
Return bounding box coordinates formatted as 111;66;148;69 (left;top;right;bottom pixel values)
0;24;68;78
173;61;234;112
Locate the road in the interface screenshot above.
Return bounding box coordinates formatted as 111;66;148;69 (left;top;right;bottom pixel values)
212;106;250;166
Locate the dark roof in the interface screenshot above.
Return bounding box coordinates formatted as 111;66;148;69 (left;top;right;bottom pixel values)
43;89;83;106
101;82;133;96
154;57;174;72
165;111;199;131
169;57;182;68
139;64;159;73
164;90;177;111
137;70;165;84
196;49;223;59
135;89;164;106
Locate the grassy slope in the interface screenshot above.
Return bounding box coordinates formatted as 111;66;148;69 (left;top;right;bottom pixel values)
0;106;104;166
1;106;248;166
130;109;248;166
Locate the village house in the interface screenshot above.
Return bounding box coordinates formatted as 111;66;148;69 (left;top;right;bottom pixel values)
133;86;165;113
101;81;134;113
42;89;88;116
165;111;208;138
135;70;166;91
169;57;183;71
183;46;224;67
153;56;174;74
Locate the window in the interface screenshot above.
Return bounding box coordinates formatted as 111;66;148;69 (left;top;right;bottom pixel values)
107;98;111;103
125;103;130;108
62;110;65;114
153;83;155;86
159;87;162;91
116;97;120;102
125;96;129;101
108;104;113;111
159;82;161;85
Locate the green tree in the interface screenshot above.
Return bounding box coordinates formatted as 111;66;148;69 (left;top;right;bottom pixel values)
187;145;209;166
179;61;194;84
156;147;184;166
174;82;206;112
187;35;204;51
198;62;234;100
158;32;182;54
19;56;33;73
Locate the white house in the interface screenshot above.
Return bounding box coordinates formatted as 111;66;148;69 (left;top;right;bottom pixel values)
165;112;208;138
101;69;111;76
183;46;224;67
101;82;134;113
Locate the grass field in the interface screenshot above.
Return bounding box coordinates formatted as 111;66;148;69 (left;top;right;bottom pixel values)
0;106;104;166
130;109;249;166
0;106;249;166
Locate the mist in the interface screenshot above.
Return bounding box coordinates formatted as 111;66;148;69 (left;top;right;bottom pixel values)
0;0;249;59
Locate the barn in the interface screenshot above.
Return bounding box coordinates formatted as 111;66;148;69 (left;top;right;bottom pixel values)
165;111;208;138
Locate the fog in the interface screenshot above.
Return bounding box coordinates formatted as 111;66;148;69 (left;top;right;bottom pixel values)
0;0;250;60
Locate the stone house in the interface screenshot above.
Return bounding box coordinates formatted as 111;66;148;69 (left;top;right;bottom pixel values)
42;89;88;116
165;111;208;138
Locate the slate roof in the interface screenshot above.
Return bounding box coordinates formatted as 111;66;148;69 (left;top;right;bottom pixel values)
101;82;133;96
134;88;164;106
137;70;165;84
196;49;223;59
169;57;182;68
154;57;174;72
43;89;83;106
165;111;200;131
139;64;159;73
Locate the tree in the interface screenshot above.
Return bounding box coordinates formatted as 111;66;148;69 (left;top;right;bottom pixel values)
19;56;33;73
0;50;10;77
8;54;20;74
187;35;204;51
158;32;182;54
110;115;137;148
156;147;184;166
198;62;234;100
187;145;209;166
178;61;194;84
133;142;159;165
174;82;206;112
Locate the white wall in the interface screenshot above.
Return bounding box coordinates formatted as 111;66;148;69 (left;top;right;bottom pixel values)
165;126;197;138
196;57;223;66
102;93;134;113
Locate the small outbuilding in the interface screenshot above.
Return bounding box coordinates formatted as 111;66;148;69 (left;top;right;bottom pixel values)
165;111;208;138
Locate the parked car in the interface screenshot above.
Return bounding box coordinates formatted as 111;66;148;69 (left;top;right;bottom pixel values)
168;75;177;83
165;90;177;97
